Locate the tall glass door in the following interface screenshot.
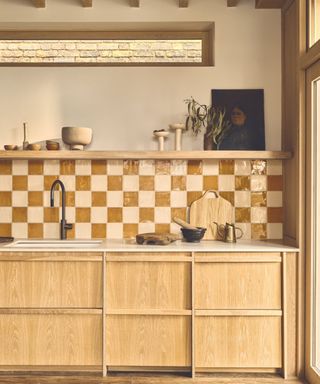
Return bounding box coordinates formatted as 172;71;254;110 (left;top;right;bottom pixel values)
306;59;320;384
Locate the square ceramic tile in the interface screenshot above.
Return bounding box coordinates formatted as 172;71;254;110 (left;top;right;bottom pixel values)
170;222;181;234
107;191;123;207
12;160;28;175
0;208;12;223
267;191;283;207
251;175;267;191
267;223;283;239
154;207;171;223
186;175;203;191
234;160;251;175
138;222;155;233
75;160;91;175
75;223;92;239
123;175;139;191
123;207;139;223
107;160;123;175
107;223;123;239
75;191;92;207
58;175;76;191
43;160;60;175
91;175;108;191
0;175;12;191
139;160;155;175
155;175;171;191
91;207;107;223
28;207;44;223
171;191;187;207
218;175;235;191
12;223;28;238
235;223;251;240
12;191;28;207
65;207;76;223
267;160;283;175
251;207;267;223
43;223;60;239
171;160;187;175
202;159;219;175
139;191;155;207
28;175;44;191
234;191;251;207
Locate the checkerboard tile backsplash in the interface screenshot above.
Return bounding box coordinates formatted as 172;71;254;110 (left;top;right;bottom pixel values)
0;159;283;240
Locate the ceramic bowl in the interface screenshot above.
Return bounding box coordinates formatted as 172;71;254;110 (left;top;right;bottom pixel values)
46;141;60;151
27;143;41;151
181;227;206;243
4;145;18;151
62;127;92;150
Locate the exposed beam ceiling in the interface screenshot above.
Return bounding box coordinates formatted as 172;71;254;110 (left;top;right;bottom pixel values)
33;0;45;7
227;0;239;6
129;0;140;7
82;0;92;7
255;0;286;8
179;0;189;7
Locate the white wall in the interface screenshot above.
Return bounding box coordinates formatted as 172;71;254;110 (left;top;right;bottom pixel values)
0;0;281;150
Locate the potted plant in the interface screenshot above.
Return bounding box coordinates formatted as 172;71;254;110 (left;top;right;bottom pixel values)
185;97;231;150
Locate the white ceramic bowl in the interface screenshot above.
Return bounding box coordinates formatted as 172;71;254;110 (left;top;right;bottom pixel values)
62;127;92;150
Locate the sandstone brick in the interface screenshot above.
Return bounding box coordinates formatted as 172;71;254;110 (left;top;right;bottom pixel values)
166;50;186;58
133;50;154;57
76;43;98;50
112;50;132;58
79;50;99;57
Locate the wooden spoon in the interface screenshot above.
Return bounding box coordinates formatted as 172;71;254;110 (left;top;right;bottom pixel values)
173;217;200;230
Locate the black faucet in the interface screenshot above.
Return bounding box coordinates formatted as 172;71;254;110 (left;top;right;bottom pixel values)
50;179;73;240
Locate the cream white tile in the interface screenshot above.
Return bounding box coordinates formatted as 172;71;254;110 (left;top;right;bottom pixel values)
59;175;75;191
202;160;219;175
155;175;171;191
251;175;267;191
139;160;155;175
12;223;28;238
218;175;235;191
28;175;44;191
186;175;203;191
139;191;155;207
123;207;139;223
267;223;283;239
138;222;155;233
28;207;44;223
75;191;92;207
171;191;187;207
91;207;107;223
91;175;107;191
107;191;123;207
123;175;139;191
12;160;28;175
12;191;28;207
234;223;251;240
0;175;12;191
267;160;283;175
154;207;171;223
171;160;187;175
235;160;251;175
43;223;60;239
234;191;251;207
43;160;60;175
267;191;283;207
251;207;267;223
43;190;59;207
107;223;123;239
75;223;91;239
75;160;91;175
65;207;76;223
107;160;123;175
0;208;12;222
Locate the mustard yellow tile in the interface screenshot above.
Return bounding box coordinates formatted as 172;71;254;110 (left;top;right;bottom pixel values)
187;191;202;206
155;223;170;233
91;160;107;175
76;175;91;191
28;223;43;239
44;175;59;191
171;207;187;221
66;191;75;207
91;223;106;239
219;191;235;206
251;223;267;240
92;191;107;207
12;207;27;222
124;192;138;207
251;192;267;207
44;207;59;223
0;161;12;175
123;160;139;175
219;160;234;175
139;208;154;222
235;176;250;191
235;207;251;223
13;176;28;191
172;176;186;191
0;192;12;206
203;176;218;191
123;223;138;238
28;160;44;175
155;160;170;175
76;208;91;222
267;176;283;191
187;160;202;175
139;176;154;191
28;191;43;207
108;176;122;191
155;192;170;207
108;208;122;223
0;223;11;236
60;160;75;175
267;207;283;223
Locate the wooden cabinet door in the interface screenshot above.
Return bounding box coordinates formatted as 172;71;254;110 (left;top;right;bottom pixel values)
0;314;102;365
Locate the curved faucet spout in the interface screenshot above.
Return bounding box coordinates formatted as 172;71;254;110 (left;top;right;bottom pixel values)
50;179;72;240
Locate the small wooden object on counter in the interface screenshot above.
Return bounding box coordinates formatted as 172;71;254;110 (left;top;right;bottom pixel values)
189;190;233;240
153;130;170;151
4;145;18;151
46;140;60;150
136;232;180;245
27;143;41;151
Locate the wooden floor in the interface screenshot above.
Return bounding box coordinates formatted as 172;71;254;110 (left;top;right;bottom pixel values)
0;373;307;384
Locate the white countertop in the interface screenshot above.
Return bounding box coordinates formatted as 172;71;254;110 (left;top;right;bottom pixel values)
0;239;299;252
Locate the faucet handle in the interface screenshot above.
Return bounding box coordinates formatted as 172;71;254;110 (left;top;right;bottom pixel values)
65;222;73;231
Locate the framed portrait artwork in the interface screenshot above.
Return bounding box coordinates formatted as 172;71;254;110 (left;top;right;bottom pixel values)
211;89;265;150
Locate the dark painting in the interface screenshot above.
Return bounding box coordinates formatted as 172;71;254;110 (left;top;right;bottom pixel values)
211;89;265;150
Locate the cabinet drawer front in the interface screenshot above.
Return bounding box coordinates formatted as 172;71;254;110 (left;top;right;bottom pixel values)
196;316;282;368
107;315;191;367
0;261;102;308
0;314;102;365
195;262;281;309
106;262;191;310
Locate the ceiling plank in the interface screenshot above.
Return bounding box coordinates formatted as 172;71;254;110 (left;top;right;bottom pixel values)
129;0;140;7
179;0;189;7
33;0;45;7
255;0;286;8
227;0;239;6
82;0;92;7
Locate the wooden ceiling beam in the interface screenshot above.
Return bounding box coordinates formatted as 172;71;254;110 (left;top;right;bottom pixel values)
255;0;286;8
179;0;189;7
32;0;45;7
129;0;140;7
227;0;239;6
82;0;92;7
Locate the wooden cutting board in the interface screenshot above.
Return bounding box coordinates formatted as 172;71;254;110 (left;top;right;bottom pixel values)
136;233;180;245
189;190;234;240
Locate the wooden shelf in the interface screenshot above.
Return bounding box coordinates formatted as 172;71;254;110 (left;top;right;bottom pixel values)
0;150;292;160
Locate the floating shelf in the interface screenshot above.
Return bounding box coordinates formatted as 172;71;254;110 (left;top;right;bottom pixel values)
0;150;292;160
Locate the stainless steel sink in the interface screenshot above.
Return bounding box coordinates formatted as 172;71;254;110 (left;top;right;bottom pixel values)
7;240;102;248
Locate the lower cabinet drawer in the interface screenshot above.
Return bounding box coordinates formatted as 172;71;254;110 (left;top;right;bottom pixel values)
107;315;191;367
195;316;282;369
0;314;102;365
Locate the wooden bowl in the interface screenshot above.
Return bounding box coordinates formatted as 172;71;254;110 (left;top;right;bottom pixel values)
4;145;18;151
46;142;60;151
27;144;41;151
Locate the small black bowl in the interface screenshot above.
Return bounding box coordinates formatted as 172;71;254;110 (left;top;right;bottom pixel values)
181;227;206;243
